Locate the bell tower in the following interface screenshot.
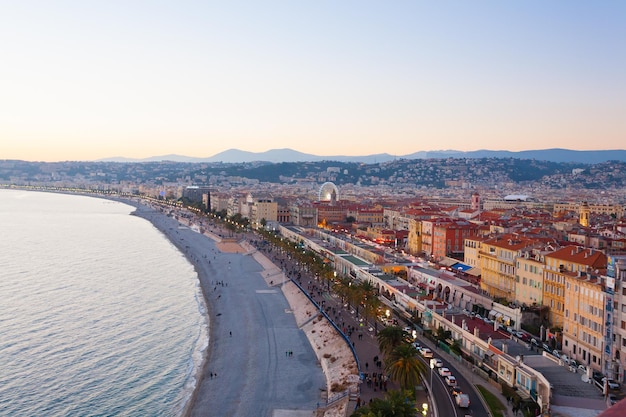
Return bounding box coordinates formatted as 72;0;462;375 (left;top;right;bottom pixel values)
579;201;590;227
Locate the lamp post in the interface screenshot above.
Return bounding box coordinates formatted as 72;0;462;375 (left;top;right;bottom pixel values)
430;360;434;400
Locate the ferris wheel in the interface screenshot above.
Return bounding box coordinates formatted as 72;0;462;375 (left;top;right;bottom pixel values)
319;182;339;202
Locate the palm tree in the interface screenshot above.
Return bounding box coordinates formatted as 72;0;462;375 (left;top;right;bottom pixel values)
351;389;415;417
376;326;410;358
385;343;426;391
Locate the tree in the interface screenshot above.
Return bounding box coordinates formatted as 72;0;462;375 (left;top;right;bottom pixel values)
377;326;410;358
385;343;426;391
351;390;415;417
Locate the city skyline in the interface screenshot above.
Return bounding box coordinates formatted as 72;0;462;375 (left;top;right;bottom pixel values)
2;1;625;162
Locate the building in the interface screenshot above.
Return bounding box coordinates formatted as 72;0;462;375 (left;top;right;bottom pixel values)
543;246;607;329
515;250;545;306
479;235;542;301
563;272;605;372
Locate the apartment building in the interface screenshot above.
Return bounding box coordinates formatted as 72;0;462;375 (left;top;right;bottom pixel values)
543;246;607;329
406;218;422;256
515;250;545;306
609;256;626;382
463;236;484;269
479;235;541;301
563;273;606;372
250;197;278;227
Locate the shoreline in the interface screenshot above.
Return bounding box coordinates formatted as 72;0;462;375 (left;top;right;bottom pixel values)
127;202;215;417
128;200;356;416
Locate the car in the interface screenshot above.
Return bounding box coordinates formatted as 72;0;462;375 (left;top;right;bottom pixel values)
445;375;457;386
561;354;570;365
483;317;494;324
531;338;539;346
430;358;443;368
438;367;451;377
450;385;462;396
608;394;619;406
552;350;561;359
455;393;470;408
421;348;433;358
413;341;422;350
578;364;588;374
605;378;621;390
542;343;552;353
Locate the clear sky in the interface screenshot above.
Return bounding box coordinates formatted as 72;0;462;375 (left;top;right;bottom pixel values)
1;1;625;162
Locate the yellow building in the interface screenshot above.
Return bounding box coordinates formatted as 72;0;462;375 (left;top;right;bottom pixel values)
251;198;278;226
406;218;422;256
463;236;485;269
479;235;541;301
543;246;607;329
515;251;545;306
563;274;605;372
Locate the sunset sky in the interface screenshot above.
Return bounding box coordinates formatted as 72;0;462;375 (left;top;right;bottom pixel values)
1;1;625;162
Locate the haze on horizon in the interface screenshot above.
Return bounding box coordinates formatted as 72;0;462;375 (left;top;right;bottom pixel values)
1;1;625;163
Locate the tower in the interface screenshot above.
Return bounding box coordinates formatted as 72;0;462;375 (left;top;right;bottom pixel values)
579;201;590;227
471;192;481;211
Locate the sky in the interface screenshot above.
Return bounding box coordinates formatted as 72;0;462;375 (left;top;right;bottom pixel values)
1;1;625;162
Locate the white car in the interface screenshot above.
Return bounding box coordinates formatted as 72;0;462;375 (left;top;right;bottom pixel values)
438;367;451;377
445;375;457;386
420;348;433;358
430;358;443;368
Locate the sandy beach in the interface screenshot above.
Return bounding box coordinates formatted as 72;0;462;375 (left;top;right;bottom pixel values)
130;201;357;417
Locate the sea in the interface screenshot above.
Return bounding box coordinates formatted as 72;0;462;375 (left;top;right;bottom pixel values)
0;189;209;417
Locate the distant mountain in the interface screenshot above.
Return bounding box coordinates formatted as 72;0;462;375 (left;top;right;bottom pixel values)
99;148;626;164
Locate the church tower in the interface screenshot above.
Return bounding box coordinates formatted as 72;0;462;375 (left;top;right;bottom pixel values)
579;201;590;227
471;192;481;211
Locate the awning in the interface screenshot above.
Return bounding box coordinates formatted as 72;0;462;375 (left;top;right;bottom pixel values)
440;258;457;267
452;262;472;272
495;312;503;319
503;316;511;323
489;309;498;318
466;267;481;277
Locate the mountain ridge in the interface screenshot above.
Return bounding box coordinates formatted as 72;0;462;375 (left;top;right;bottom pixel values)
98;148;626;164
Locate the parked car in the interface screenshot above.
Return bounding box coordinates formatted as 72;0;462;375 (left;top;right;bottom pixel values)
609;394;619;405
578;364;588;374
413;341;421;350
531;338;539;346
605;378;621;390
450;385;462;396
552;350;561;359
438;367;451;377
542;343;552;353
445;375;457;386
561;354;570;365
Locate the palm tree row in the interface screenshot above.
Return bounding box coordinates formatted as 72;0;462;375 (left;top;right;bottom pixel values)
377;325;427;391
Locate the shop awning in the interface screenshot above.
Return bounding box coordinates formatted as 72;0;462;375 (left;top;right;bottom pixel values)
452;262;472;272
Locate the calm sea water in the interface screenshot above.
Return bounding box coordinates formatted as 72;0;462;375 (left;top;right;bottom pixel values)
0;190;208;417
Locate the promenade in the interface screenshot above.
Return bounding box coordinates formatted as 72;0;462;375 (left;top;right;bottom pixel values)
134;201;510;417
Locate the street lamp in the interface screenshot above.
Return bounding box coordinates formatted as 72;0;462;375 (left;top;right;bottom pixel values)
429;360;434;399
